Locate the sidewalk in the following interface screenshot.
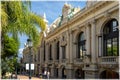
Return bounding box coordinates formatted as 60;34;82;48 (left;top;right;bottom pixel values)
17;75;41;80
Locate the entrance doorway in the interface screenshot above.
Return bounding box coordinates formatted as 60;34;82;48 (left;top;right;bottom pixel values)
62;67;66;78
75;69;84;79
100;70;119;79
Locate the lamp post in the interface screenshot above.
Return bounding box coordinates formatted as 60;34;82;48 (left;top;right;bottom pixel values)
27;38;32;79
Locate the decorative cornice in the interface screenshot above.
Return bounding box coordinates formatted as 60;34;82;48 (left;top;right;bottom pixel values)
45;1;118;40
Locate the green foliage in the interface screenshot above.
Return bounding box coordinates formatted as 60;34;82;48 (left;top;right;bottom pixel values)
1;1;46;77
1;35;19;77
107;45;118;56
2;35;19;58
1;57;17;77
1;1;46;47
113;46;117;56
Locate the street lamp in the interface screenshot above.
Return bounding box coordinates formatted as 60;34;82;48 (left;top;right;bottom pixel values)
27;38;32;79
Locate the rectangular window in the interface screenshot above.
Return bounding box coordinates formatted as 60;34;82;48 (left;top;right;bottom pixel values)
80;46;83;59
62;46;66;59
57;42;59;60
104;39;107;56
107;39;112;56
113;21;117;32
113;21;117;27
44;43;45;61
112;38;117;56
49;45;52;60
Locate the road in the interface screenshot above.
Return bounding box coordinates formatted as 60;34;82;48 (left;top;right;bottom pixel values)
17;75;42;80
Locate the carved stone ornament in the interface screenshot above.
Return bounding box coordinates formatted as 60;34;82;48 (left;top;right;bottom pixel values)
83;56;90;64
61;41;67;46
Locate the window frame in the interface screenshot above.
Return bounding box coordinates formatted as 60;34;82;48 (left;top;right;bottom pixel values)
78;32;86;59
103;19;119;56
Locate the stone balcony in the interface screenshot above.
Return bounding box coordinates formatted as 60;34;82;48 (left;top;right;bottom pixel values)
61;59;68;63
98;56;119;68
48;60;53;64
54;60;59;64
99;56;118;64
74;58;84;64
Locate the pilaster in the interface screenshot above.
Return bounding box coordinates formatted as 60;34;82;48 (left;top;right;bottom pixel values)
91;20;97;64
66;64;73;79
45;43;49;62
83;20;98;79
58;68;62;78
86;23;91;56
69;30;73;63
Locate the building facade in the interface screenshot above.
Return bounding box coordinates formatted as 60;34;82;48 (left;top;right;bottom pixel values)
22;47;36;75
37;1;119;79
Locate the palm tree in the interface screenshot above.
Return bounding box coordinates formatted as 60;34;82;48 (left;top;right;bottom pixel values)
1;1;46;77
1;1;46;48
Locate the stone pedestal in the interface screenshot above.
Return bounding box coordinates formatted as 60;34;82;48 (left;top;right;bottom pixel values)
51;67;54;78
66;64;73;79
83;64;98;79
58;68;62;79
66;69;73;79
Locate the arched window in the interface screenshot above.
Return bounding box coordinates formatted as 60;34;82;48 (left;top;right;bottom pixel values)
57;41;59;60
103;19;119;56
49;44;52;60
43;41;45;61
78;32;86;59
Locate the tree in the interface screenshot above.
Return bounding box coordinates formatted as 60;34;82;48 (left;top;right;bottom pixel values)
1;35;19;77
1;1;46;77
2;35;19;58
1;1;46;47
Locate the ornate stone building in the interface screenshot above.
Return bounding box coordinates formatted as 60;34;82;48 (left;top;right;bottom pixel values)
22;47;36;75
36;1;119;79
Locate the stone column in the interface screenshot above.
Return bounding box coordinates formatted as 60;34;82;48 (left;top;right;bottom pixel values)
87;20;98;78
69;31;73;63
66;31;70;62
86;24;90;56
59;38;62;62
51;42;54;78
54;41;57;60
91;20;97;65
98;36;102;57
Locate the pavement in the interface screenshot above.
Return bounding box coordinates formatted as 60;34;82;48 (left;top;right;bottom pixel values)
17;75;42;80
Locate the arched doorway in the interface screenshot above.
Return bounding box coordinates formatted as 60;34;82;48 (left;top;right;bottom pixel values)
75;69;84;79
100;70;119;79
62;67;66;78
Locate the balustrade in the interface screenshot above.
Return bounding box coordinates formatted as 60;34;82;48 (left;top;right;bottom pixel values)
99;56;118;64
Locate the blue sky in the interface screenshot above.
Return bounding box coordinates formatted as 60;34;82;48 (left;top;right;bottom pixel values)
18;1;86;58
